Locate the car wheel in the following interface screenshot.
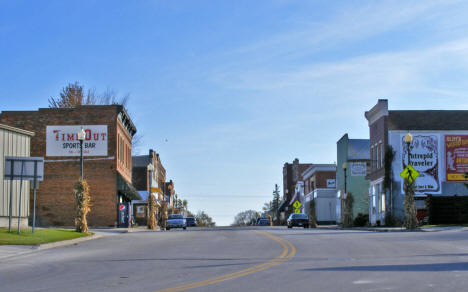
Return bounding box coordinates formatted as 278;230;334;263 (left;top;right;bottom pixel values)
304;225;309;229
183;227;187;230
166;227;170;230
287;225;292;229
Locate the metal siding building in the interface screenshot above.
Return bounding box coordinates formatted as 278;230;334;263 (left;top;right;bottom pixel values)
0;123;34;228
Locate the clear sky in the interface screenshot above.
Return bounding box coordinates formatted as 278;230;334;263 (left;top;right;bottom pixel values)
2;1;468;226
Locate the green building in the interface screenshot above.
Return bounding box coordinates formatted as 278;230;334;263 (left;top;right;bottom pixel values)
336;134;369;222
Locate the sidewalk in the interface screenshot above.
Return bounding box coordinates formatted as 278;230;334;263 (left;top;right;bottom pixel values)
0;226;157;261
344;225;468;232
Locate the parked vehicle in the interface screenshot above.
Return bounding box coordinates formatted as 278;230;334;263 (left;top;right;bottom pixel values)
257;218;270;226
287;213;309;228
166;214;187;230
185;216;197;227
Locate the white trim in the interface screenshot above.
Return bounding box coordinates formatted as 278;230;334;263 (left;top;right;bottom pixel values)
0;123;35;136
45;156;115;162
370;177;384;185
302;164;337;180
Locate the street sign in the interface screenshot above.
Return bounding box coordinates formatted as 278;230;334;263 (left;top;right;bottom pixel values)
4;157;44;233
293;201;301;209
4;157;44;181
150;187;161;193
400;165;420;183
294;208;300;214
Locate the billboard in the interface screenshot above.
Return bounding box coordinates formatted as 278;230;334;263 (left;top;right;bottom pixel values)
401;134;440;194
445;135;468;182
46;125;108;157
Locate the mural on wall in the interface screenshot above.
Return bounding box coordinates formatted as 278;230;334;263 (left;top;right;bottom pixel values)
401;134;441;194
350;162;367;176
445;135;468;182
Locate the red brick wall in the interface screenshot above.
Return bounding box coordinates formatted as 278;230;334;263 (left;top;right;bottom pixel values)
315;171;336;188
0;105;129;226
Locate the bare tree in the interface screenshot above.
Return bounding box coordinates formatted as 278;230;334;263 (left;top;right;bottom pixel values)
49;82;144;153
49;82;130;108
48;82;96;108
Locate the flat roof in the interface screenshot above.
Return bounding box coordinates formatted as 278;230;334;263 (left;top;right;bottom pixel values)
389;110;468;131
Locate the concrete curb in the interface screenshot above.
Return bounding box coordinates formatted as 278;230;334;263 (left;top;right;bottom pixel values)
37;233;103;250
0;233;103;261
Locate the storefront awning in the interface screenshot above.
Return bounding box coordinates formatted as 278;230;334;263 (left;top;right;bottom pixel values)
117;174;141;201
278;200;288;212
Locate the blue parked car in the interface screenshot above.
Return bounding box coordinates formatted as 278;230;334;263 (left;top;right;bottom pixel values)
166;214;187;230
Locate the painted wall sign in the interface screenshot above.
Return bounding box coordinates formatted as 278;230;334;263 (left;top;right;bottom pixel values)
46;125;108;157
350;162;367;176
326;179;336;188
445;135;468;182
401;134;440;193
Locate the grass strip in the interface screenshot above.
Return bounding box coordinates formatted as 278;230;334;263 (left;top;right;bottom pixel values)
0;228;91;245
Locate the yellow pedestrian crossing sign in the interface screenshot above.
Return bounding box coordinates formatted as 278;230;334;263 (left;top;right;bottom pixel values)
294;208;300;214
400;165;420;183
293;201;301;209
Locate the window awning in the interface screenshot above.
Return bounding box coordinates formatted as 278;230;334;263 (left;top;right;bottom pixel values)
117;174;141;201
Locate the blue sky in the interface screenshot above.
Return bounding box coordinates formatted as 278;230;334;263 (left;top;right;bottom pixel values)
2;0;468;225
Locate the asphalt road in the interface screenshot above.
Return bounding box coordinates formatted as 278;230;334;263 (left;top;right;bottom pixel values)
1;226;468;292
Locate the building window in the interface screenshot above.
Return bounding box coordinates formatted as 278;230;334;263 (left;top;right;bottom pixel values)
380;143;384;169
376;145;380;169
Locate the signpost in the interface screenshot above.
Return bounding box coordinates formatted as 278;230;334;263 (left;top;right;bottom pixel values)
400;165;420;184
293;201;301;214
4;157;44;233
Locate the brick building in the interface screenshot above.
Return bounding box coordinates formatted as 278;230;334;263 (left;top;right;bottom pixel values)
302;164;337;224
302;164;337;194
0;105;140;227
278;159;313;218
132;149;168;225
365;99;468;225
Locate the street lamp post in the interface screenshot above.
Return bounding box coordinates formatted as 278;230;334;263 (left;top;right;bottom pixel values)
77;128;86;180
404;132;413;167
342;162;348;194
147;163;154;229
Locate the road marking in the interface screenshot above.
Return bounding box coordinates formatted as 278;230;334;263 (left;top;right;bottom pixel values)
154;230;295;292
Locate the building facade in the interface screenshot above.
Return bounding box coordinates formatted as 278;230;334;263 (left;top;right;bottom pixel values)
336;134;370;222
0;124;34;228
132;149;167;225
302;164;337;224
280;158;313;214
365;99;468;225
0;105;140;227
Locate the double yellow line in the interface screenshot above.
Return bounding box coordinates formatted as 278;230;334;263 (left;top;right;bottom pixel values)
155;230;296;292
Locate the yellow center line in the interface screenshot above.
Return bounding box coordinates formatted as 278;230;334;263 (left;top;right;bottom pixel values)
154;230;296;292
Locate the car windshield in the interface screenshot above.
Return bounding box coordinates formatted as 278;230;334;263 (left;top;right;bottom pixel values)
169;214;183;219
292;214;308;219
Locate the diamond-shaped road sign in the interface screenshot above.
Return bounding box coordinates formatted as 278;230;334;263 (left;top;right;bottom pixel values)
293;201;301;209
294;208;300;214
400;165;420;183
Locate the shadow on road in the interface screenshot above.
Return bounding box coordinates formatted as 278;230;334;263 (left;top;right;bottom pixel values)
101;257;272;262
302;261;468;272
